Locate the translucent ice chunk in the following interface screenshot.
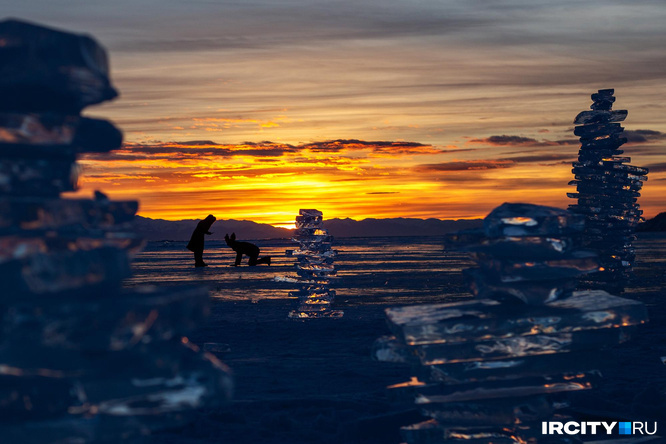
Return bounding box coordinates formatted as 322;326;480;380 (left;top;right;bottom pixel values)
479;251;600;283
573;109;627;125
299;209;323;217
0;158;80;196
414;329;624;364
385;291;648;346
399;419;443;444
412;373;595;403
574;123;623;139
371;336;418;363
483;203;584;237
288;310;343;319
1;285;209;350
2;246;131;297
464;268;577;304
0;197;137;233
463;236;576;259
421;396;553;427
0;114;122;153
0;19;118;112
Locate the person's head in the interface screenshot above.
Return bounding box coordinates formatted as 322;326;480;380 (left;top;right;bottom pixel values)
224;232;236;246
205;214;216;222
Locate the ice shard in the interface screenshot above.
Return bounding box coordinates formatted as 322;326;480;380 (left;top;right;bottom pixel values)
0;20;232;443
373;203;648;444
286;209;343;318
568;89;648;293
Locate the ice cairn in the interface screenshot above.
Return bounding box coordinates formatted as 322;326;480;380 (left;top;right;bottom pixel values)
568;89;648;293
0;19;232;443
373;203;648;444
286;209;343;319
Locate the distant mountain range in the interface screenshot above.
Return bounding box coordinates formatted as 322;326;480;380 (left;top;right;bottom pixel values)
131;216;483;241
637;212;666;232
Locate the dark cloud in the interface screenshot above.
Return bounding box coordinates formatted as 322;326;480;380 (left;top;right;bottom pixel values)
83;141;297;162
414;153;576;173
500;154;576;163
470;135;577;147
83;139;445;163
171;140;222;146
415;160;513;172
624;129;666;144
366;191;400;195
470;135;538;146
644;162;666;173
301;139;439;155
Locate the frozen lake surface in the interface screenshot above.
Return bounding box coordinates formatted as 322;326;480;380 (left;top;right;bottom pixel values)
124;236;476;308
128;234;666;444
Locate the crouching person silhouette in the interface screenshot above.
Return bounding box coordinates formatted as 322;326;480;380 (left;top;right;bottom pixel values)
186;214;216;267
224;233;271;266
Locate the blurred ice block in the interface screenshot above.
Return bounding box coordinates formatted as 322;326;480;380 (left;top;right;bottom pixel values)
385;290;646;346
0;19;232;443
376;202;648;444
0;19;118;113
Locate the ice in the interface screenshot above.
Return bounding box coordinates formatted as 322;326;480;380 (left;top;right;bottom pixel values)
413;373;596;403
461;236;576;259
580;134;627;150
573;109;627;124
0;158;80;196
482;203;584;237
1;286;210;351
399;420;443;444
464;268;577;304
2;246;131;296
0;19;118;113
202;342;231;353
568;90;648;292
447;203;600;304
286;209;343;319
386;290;646;346
421;396;553;426
0;114;122;154
372;336;420;364
287;310;344;319
0;197;138;233
376;202;649;444
415;331;623;365
0;20;232;442
479;251;600;282
573;122;623;138
299;209;323;217
427;350;611;384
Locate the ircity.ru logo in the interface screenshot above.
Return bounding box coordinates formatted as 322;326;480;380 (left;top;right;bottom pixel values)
542;421;658;436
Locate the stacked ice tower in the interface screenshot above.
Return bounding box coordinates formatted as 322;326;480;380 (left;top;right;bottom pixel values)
287;209;343;319
0;19;232;443
373;203;647;444
568;89;648;293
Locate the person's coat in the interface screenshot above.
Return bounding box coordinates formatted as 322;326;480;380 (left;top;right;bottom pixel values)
186;214;216;253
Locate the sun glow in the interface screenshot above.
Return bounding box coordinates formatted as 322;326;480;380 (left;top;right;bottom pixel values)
71;135;666;227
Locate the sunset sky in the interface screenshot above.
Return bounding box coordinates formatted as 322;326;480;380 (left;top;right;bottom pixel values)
4;0;666;227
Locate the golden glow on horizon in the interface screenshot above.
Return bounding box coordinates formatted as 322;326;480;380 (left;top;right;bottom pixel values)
69;137;666;227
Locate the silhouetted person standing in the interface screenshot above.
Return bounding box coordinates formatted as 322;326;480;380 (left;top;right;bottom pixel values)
224;233;271;266
187;214;216;267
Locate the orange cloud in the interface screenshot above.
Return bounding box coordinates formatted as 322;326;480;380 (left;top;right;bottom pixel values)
73;137;666;225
